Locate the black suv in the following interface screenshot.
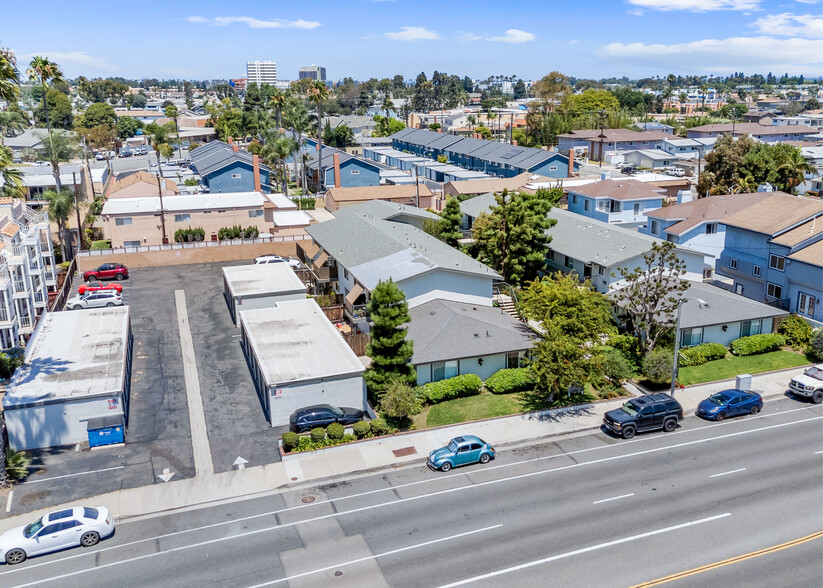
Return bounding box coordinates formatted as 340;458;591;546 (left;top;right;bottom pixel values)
602;394;683;439
289;404;366;433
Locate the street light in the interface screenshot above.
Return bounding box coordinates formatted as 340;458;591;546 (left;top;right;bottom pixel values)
671;297;708;396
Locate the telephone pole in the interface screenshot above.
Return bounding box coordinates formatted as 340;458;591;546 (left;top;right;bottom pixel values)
157;175;168;244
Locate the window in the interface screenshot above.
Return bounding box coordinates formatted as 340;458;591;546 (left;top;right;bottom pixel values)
350;170;360;175
115;217;132;226
124;241;140;248
741;319;761;337
547;250;555;261
83;507;99;520
729;258;738;270
650;220;660;235
769;254;785;271
705;223;717;234
343;269;349;280
766;282;782;299
584;199;591;212
432;360;458;381
565;255;574;269
50;509;74;521
248;210;264;218
633;203;641;215
231;173;241;179
752;265;761;277
798;292;816;318
598;265;604;275
174;214;191;222
549;165;558;171
680;327;703;347
571;194;578;205
506;351;523;368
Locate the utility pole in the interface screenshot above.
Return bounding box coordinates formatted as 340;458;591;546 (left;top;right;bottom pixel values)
598;111;606;167
156;175;168;244
414;163;420;208
72;172;83;254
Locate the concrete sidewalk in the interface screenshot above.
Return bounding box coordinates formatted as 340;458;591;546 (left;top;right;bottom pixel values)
0;367;801;532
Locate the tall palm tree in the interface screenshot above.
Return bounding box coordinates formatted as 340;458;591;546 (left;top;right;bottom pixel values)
0;146;23;198
144;122;175;178
778;150;815;194
26;56;65;189
0;110;26;145
165;104;181;161
43;188;74;260
381;96;395;119
307;80;331;196
284;103;311;194
269;88;286;129
0;47;20;103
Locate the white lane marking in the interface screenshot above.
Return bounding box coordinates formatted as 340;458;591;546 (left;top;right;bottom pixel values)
3;413;820;579
437;513;732;588
20;466;125;485
593;493;634;504
244;525;504;588
710;468;747;478
815;450;823;455
5;490;13;513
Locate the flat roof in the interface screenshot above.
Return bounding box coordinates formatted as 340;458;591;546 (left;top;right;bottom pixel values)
223;263;306;299
240;299;364;386
4;307;130;408
102;192;268;215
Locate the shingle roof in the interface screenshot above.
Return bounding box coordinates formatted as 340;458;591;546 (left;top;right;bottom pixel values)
646;193;771;236
688;123;817;136
408;299;534;364
721;193;823;236
568;179;665;201
788;240;823;267
557;129;671;142
326;184;434;202
190;141;271;176
771;218;823;247
446;172;542;197
460;192;498;219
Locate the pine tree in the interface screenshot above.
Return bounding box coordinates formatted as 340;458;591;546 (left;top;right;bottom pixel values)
364;280;415;399
439;196;463;247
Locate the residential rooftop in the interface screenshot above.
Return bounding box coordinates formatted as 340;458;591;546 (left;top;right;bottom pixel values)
325;184;434;203
646;193;771;236
788;239;823;267
101;191;278;215
568;178;666;201
222;263;306;299
721;193;823;236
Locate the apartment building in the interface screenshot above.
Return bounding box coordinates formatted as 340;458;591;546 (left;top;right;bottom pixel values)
0;198;58;349
246;60;277;86
299;65;326;81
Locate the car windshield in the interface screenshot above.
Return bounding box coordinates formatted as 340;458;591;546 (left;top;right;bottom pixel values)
447;440;459;452
329;406;344;417
24;517;44;538
708;393;731;405
620;401;640;416
804;367;823;381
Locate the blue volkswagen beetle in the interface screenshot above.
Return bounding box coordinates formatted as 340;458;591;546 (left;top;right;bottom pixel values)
427;435;495;472
697;389;763;421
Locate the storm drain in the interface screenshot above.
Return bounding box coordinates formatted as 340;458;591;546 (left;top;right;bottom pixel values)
392;446;417;458
301;495;315;503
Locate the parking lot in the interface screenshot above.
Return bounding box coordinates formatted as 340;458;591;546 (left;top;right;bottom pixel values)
11;260;284;513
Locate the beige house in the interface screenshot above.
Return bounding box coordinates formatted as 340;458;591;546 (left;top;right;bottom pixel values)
324;184;435;212
107;171;178;199
100;191;313;247
443;172;550;198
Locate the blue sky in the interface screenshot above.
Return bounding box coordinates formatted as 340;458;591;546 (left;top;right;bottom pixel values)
3;0;823;81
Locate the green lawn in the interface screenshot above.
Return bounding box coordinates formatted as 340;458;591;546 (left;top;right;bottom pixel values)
678;350;811;386
425;393;526;428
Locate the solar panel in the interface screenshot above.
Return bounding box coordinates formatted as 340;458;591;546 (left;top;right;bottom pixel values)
500;148;521;160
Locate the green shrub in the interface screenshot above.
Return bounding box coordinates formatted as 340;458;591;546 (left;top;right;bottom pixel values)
597;383;626;399
281;431;299;451
599;347;634;382
419;374;482;404
310;427;326;443
90;239;111;250
353;420;371;439
730;333;786;356
485;368;536;394
217;225;259;240
326;422;345;440
173;227;205;243
5;448;30;482
679;342;728;367
778;314;813;348
605;334;641;371
369;417;388;436
642;348;674;384
0;348;24;379
809;328;823;361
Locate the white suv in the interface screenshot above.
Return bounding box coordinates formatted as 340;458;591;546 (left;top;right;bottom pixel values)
66;291;124;310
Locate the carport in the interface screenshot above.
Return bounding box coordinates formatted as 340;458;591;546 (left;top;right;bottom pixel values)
222;263;307;325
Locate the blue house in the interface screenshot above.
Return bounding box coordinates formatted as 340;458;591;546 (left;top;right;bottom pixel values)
716;193;823;326
190;141;273;193
305;146;387;189
566;178;665;228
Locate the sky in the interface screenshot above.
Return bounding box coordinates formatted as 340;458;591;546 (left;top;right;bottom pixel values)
3;0;823;81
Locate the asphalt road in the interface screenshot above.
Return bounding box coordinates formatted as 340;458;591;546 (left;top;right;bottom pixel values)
1;398;820;588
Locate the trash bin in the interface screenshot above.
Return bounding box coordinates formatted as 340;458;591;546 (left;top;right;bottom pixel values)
87;415;125;448
735;373;752;391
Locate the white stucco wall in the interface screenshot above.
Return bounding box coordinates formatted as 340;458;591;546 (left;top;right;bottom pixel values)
691;317;775;348
266;375;367;427
415;353;508;385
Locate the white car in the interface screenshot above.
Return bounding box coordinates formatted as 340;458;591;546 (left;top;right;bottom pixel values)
789;364;823;404
0;506;115;564
66;290;124;310
254;255;301;268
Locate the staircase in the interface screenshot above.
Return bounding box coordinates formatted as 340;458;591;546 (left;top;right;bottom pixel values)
494;293;519;320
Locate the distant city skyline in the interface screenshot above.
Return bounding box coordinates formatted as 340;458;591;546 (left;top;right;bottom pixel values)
3;0;823;81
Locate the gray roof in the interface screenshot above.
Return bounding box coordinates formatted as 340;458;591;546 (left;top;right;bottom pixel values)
190;141;271;177
334;199;439;223
408;299;534;364
460;192;497;219
5;129;69;149
222;263;306;299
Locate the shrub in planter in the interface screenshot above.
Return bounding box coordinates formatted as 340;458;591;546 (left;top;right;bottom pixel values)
642;348;673;384
809;328;823;361
679;342;727;367
353;420;371;439
281;431;299;452
778;314;813;348
730;333;785;356
369;417;388;436
310;427;326;443
420;374;482;404
485;368;536;394
326;422;345;440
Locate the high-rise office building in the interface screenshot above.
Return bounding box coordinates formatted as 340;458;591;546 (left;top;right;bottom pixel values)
299;65;326;82
246;61;278;86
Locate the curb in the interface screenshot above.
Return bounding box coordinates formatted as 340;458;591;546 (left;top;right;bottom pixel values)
680;363;812;388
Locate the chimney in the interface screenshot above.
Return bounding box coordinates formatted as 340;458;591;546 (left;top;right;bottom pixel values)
253;154;262;192
227;136;233;145
333;153;341;189
568;149;575;178
233;143;239;152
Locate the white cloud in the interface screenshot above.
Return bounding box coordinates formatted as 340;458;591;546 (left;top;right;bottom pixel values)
17;51;117;72
627;0;760;11
796;0;819;4
599;36;823;72
383;26;439;41
753;13;823;37
488;29;536;43
186;16;320;29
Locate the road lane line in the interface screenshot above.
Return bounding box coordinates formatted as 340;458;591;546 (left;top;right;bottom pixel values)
815;450;823;455
593;493;634;504
630;530;823;587
5;491;12;513
3;413;820;579
436;514;732;588
20;466;125;485
709;468;746;478
244;524;504;588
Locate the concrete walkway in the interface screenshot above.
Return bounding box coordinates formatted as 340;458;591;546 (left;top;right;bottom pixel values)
0;366;804;532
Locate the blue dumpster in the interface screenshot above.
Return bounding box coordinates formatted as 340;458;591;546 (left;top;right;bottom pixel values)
87;415;125;448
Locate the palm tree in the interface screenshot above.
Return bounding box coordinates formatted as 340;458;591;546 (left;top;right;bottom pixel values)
778;150;815;194
717;104;733;120
26;56;64;189
732;174;757;194
0;47;20;103
307;80;331;196
381;96;395;119
165;104;181;161
269;88;286;129
144;122;176;178
284;103;311;194
467;114;476;130
40;131;81;191
0;146;23;198
0;110;26;145
43;188;74;260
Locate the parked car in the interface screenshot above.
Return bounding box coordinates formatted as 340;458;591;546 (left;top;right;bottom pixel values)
665;167;685;177
288;404;366;433
696;389;763;421
83;263;129;281
254;255;301;268
118;149;133;158
428;435;495;472
134;146;149;155
602;393;683;439
789;364;823;404
0;506;115;564
78;280;123;295
66;291;124;310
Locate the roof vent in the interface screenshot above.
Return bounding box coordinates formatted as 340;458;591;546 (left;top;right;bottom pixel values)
474;332;479;338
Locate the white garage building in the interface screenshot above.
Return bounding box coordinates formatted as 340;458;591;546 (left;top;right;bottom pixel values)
223;263;307;325
240;298;367;427
3;307;132;450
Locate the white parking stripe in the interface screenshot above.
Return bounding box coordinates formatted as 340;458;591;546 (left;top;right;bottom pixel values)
593;493;635;504
20;466;125;485
710;468;746;478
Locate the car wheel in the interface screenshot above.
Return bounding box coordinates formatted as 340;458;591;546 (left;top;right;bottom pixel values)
479;453;491;464
812;391;823;404
80;531;100;547
715;412;726;421
621;426;636;440
663;418;677;432
70;305;80;311
440;462;452;472
114;273;125;281
5;548;26;565
750;404;761;415
105;302;115;307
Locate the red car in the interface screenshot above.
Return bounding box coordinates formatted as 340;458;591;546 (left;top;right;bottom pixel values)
83;263;129;282
78;280;123;295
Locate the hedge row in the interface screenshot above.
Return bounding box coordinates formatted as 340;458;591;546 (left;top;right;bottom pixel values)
679;342;728;367
730;333;786;356
281;417;387;453
418;374;482;404
485;368;536;394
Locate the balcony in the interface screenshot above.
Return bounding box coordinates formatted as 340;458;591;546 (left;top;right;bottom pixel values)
33;291;46;306
43;269;56;283
0;308;13;323
344;300;369;323
12;279;26;293
19;315;31;328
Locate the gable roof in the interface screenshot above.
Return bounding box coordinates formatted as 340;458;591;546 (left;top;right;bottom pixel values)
646;193;771;236
557;129;671;142
721;193;823;236
189;141;271;177
788;240;823;267
569;178;666;201
446;172;543;196
325;184;434;203
688;123;817;136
